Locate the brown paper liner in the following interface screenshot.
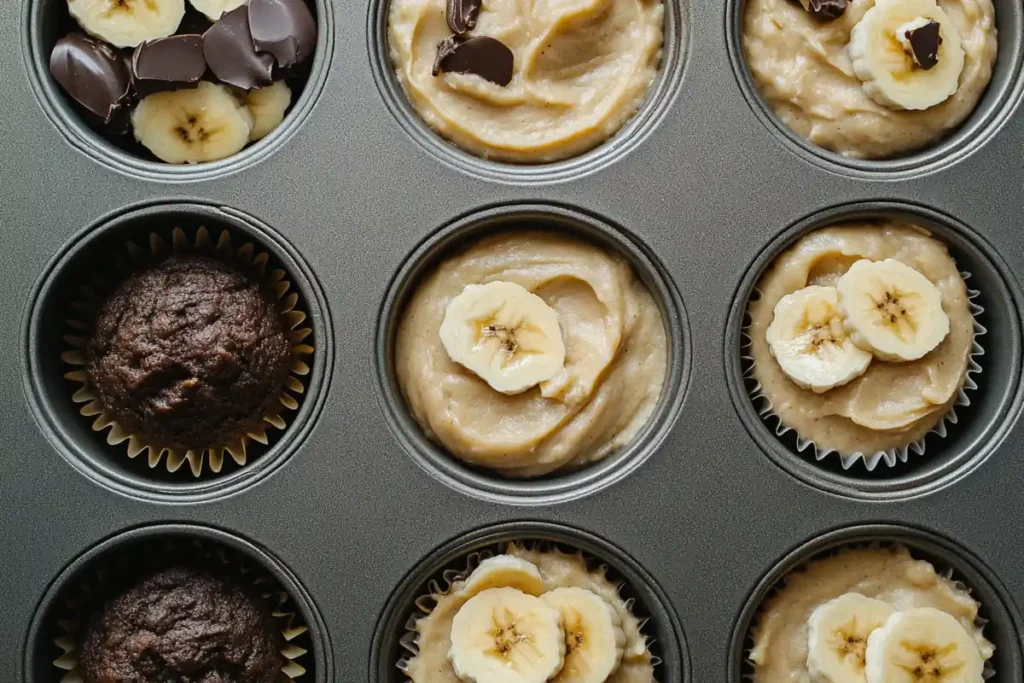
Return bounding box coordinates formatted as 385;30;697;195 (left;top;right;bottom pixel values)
51;539;309;682
61;226;314;477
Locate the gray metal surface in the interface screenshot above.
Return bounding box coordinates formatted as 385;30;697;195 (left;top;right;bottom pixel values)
1;0;1023;679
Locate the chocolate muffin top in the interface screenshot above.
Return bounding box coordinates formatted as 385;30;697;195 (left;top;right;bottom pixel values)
79;565;284;683
85;253;294;452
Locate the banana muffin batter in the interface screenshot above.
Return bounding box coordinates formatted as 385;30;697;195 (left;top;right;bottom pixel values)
747;222;974;457
407;546;654;683
750;545;993;682
395;231;667;478
742;0;997;159
388;0;664;162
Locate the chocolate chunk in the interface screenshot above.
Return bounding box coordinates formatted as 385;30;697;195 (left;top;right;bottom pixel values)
248;0;317;69
433;35;514;86
131;35;206;96
446;0;481;34
49;33;132;124
203;5;274;90
905;19;942;70
798;0;847;21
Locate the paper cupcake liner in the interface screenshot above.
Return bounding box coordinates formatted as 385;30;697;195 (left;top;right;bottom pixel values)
742;541;996;681
397;540;661;679
741;270;986;471
62;226;315;477
51;539;309;682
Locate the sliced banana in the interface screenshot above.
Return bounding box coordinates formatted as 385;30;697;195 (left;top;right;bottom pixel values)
765;285;873;394
189;0;248;21
462;555;547;598
247;81;292;141
132;81;254;164
541;587;625;683
439;281;566;395
835;259;949;362
449;587;566;683
848;0;965;111
865;607;983;683
68;0;185;48
807;593;896;683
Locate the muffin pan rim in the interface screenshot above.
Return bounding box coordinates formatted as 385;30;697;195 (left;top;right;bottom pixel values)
723;199;1024;500
373;202;692;506
20;199;336;502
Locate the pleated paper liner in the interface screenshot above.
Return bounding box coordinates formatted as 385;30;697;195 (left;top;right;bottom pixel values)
51;538;310;683
61;226;314;478
398;540;661;682
741;271;986;471
741;542;996;681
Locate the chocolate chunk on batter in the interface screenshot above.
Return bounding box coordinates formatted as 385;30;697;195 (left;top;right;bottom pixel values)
433;35;514;86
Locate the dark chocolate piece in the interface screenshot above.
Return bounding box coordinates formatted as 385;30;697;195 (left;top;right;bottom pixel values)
131;35;206;96
49;33;132;124
433;35;514;86
799;0;847;21
203;5;274;90
248;0;317;69
904;19;942;70
446;0;481;34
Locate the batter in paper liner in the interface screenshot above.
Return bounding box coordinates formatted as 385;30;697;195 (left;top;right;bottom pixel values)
395;231;667;477
406;545;655;683
750;545;994;682
747;223;973;456
742;0;997;159
388;0;664;162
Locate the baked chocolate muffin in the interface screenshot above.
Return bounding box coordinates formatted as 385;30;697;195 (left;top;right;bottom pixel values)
79;566;283;683
84;253;293;452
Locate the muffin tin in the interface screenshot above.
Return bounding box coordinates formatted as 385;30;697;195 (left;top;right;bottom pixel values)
4;0;1024;680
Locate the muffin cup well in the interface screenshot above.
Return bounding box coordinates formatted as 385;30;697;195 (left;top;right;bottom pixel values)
742;270;986;472
61;226;314;478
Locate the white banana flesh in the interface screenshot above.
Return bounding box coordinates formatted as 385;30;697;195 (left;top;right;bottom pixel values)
836;259;949;362
189;0;248;21
848;0;965;111
247;81;292;141
462;555;547;597
765;285;873;394
541;587;625;683
439;281;566;395
865;607;984;683
806;593;896;683
448;587;566;683
68;0;185;48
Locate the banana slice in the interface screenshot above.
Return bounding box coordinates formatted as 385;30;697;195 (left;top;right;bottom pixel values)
807;593;896;683
247;81;292;141
439;281;566;395
765;285;873;394
835;259;949;362
68;0;185;48
132;81;254;163
865;607;983;683
848;0;965;111
190;0;248;21
541;587;625;683
449;587;566;683
463;555;547;597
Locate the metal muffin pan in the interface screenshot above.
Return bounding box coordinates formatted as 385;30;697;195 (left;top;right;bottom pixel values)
2;0;1023;679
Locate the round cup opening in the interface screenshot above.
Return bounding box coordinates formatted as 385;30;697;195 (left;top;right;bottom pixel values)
725;201;1023;499
371;521;689;683
24;0;334;180
728;524;1023;682
725;0;1024;177
367;0;690;184
375;203;690;505
22;201;333;501
24;524;331;683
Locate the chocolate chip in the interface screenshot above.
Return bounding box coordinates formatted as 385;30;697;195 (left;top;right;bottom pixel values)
798;0;847;21
49;33;132;124
905;19;942;70
132;35;206;96
433;35;514;86
446;0;481;34
203;5;274;90
248;0;317;69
